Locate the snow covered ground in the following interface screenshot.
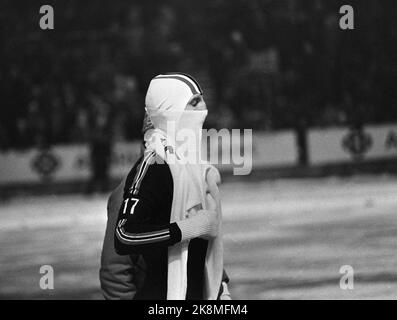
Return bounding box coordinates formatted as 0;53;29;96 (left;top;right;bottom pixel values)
1;175;397;299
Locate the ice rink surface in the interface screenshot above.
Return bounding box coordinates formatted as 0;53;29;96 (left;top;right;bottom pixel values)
1;175;397;299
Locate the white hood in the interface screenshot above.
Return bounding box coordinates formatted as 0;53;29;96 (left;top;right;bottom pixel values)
145;73;207;161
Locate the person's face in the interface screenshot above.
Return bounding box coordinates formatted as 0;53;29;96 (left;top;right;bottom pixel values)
185;94;207;111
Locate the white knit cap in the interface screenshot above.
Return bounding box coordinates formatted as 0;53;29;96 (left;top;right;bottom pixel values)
144;73;205;136
144;73;207;161
145;73;203;113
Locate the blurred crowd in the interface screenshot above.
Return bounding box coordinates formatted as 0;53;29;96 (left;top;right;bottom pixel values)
1;0;396;151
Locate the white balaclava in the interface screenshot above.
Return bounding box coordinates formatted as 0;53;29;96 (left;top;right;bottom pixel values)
145;73;207;161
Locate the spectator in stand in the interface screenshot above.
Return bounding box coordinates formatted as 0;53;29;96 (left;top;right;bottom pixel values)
86;95;113;194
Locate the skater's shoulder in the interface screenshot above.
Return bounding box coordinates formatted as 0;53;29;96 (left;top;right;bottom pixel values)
141;151;172;183
138;150;171;174
123;150;172;193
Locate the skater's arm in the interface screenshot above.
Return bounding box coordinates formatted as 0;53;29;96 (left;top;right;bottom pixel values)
114;155;180;255
115;199;219;254
114;156;218;255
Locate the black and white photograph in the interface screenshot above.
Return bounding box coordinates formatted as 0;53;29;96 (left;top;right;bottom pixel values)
1;0;397;303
